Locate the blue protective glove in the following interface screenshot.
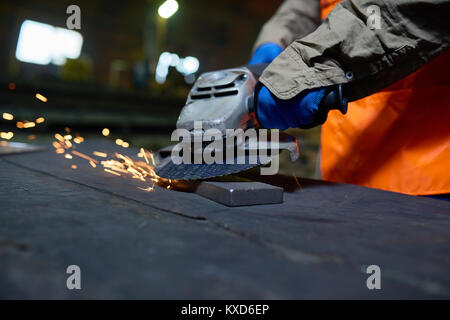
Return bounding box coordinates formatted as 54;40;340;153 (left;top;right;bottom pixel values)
249;43;283;65
256;85;327;130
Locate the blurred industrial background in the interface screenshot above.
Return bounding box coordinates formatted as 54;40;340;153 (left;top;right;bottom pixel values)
0;0;321;178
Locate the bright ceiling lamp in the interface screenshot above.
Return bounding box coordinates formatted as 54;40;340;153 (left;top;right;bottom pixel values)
15;20;83;65
156;52;199;84
158;0;179;19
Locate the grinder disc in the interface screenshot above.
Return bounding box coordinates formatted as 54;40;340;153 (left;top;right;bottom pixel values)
155;157;261;180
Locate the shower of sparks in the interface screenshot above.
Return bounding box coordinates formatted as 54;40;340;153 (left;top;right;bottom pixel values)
2;113;13;120
35;93;47;102
1;107;171;193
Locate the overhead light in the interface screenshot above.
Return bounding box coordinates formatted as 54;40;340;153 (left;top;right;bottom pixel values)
177;56;199;75
156;51;200;84
158;0;179;19
15;20;83;65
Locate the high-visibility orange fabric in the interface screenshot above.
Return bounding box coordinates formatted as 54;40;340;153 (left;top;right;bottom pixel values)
319;0;450;195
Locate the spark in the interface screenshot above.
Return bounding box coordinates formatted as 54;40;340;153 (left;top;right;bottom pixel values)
102;128;110;136
23;122;35;128
71;165;77;169
89;161;97;168
71;150;99;163
150;153;155;165
64;135;72;140
115;139;123;146
104;168;121;176
138;185;155;192
64;154;73;159
293;175;302;188
141;148;149;164
56;148;64;154
122;142;129;148
16;122;24;129
93;151;107;158
35;117;45;123
73;137;84;144
0;132;14;140
2;113;13;120
35;93;47;102
54;133;64;142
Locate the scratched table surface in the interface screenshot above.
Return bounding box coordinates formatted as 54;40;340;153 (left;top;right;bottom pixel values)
0;140;449;299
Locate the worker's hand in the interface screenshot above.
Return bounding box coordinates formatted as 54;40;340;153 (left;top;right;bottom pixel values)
249;43;283;65
256;85;327;130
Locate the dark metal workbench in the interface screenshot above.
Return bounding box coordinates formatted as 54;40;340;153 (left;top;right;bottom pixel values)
0;141;449;299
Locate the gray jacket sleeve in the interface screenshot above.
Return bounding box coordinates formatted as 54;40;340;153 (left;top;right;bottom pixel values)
253;0;320;51
259;0;450;101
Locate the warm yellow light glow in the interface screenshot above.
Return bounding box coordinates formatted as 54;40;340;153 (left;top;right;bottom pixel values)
158;0;178;19
102;128;110;136
23;122;35;128
35;93;47;102
93;151;107;158
2;113;14;120
35;117;45;123
0;132;14;140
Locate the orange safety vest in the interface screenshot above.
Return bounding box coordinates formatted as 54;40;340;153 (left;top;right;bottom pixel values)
320;0;450;195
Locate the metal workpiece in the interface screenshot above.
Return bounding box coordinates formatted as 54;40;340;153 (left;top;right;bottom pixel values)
195;181;283;207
